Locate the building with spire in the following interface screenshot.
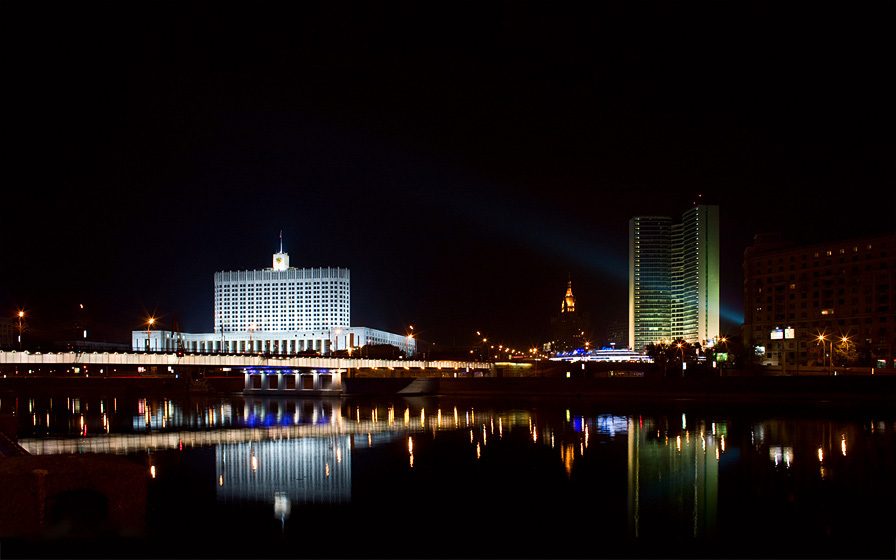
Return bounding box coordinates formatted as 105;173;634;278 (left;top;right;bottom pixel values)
132;238;416;355
551;280;590;353
629;205;720;353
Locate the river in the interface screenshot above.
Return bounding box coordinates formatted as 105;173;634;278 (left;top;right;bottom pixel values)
1;390;894;558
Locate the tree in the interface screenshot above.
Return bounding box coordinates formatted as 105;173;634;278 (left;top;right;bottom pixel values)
833;337;858;367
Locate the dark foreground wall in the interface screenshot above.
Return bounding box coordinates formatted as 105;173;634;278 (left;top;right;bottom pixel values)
0;454;147;540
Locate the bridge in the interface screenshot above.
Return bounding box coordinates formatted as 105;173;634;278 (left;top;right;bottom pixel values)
0;351;495;394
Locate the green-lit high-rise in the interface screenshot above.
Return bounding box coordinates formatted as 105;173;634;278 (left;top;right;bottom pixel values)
629;205;719;353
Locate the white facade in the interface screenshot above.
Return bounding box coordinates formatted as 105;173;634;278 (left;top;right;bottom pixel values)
214;264;350;333
133;247;415;355
670;205;720;345
133;326;416;356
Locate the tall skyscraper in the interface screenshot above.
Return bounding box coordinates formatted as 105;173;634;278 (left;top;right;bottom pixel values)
629;205;719;352
629;216;673;351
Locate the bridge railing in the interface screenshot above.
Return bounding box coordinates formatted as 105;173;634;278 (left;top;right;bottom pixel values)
0;350;493;373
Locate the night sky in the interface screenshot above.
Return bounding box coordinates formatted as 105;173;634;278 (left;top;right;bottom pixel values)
2;1;894;350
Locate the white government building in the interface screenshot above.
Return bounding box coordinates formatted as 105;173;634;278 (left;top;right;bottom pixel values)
132;247;417;355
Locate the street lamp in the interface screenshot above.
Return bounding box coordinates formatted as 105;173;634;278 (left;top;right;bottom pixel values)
837;334;852;370
817;334;832;375
333;328;342;355
146;317;155;352
17;311;24;350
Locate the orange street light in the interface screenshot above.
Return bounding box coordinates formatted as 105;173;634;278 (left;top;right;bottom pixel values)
17;310;25;350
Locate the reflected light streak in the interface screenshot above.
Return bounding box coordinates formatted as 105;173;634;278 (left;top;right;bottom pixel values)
561;443;574;477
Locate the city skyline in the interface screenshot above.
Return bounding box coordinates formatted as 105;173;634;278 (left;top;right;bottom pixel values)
2;1;894;350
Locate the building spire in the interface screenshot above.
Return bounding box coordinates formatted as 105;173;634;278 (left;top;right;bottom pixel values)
273;231;289;270
562;280;576;313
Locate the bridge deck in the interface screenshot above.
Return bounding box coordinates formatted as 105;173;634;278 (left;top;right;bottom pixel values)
0;351;492;372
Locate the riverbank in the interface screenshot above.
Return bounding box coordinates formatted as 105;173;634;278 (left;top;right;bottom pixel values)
433;375;896;402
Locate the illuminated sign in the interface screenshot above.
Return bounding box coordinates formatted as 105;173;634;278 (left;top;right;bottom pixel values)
770;328;795;340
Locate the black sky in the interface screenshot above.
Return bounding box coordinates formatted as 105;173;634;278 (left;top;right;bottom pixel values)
2;0;894;349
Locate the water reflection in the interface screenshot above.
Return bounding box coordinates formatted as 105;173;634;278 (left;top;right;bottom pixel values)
627;416;721;538
217;437;352;505
4;392;895;557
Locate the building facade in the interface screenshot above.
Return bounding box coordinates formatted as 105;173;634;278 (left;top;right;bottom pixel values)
629;205;720;353
671;205;720;345
215;250;350;333
742;232;896;368
134;325;414;356
629;216;672;352
133;247;415;356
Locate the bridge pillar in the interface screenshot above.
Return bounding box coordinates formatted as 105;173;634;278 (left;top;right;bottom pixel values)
243;369;342;395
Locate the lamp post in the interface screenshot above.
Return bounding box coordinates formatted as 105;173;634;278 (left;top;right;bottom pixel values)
146;317;155;352
17;311;24;350
333;328;342;355
817;334;832;375
837;334;852;372
217;313;224;353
